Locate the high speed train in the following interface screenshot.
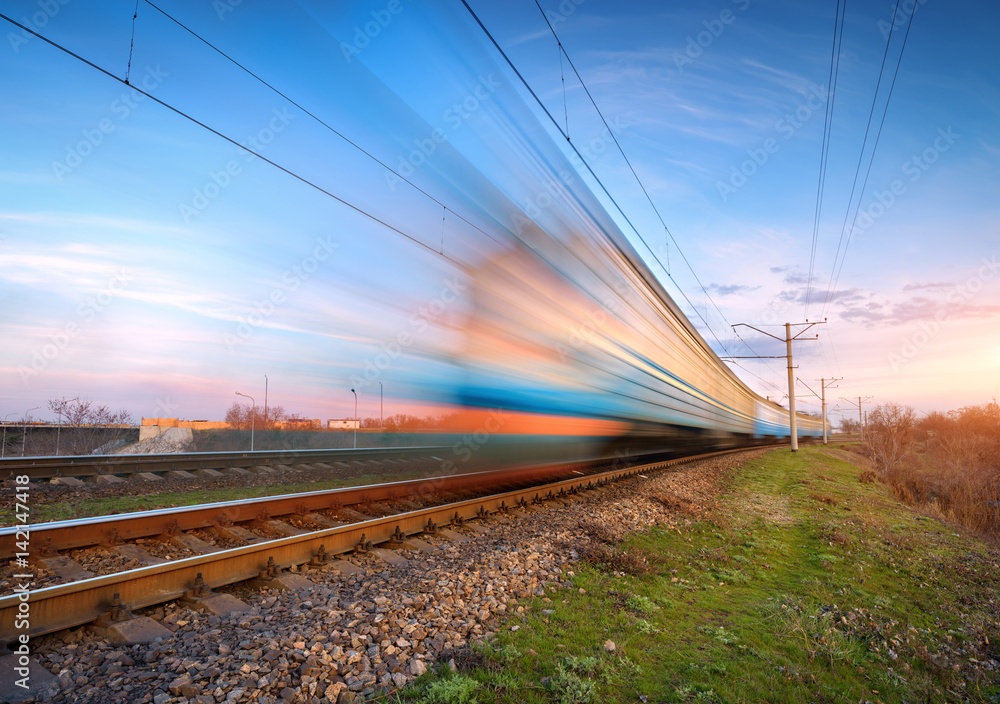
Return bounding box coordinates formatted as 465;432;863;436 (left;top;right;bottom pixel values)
428;230;826;465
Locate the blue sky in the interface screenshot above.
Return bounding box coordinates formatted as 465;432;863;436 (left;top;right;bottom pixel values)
1;0;998;426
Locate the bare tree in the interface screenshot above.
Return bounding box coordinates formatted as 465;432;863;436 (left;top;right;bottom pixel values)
225;402;288;430
839;417;860;434
863;403;916;476
47;398;134;455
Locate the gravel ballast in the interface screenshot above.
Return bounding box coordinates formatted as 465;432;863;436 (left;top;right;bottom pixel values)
19;451;755;703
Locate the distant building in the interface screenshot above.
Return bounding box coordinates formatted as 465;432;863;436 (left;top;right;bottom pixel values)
281;418;322;430
328;418;359;430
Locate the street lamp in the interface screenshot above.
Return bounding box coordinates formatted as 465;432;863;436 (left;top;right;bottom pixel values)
22;407;39;457
235;391;255;452
55;397;79;455
2;413;16;458
350;388;358;449
379;381;383;429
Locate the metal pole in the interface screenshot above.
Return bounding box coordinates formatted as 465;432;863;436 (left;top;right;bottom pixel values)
821;381;828;445
351;389;358;448
379;381;383;429
263;375;268;431
859;396;863;439
786;322;798;452
22;407;38;457
2;413;15;458
235;392;255;451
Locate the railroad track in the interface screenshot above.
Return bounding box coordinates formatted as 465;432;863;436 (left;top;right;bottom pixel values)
0;446;453;482
0;447;758;644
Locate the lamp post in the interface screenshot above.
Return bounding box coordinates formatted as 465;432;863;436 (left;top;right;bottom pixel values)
235;391;255;451
350;388;358;449
22;407;39;457
2;413;16;458
379;381;383;429
55;397;79;456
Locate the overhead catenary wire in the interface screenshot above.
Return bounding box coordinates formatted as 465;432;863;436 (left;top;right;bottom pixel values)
530;0;766;359
823;1;917;316
820;0;914;316
804;0;846;319
125;0;140;84
459;0;737;358
141;0;505;251
0;10;464;267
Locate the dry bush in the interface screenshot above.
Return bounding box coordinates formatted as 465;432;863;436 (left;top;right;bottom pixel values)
864;403;916;476
871;401;1000;539
809;493;838;506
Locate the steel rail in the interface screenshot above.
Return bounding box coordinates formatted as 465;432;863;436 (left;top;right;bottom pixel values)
0;460;592;558
0;446;452;481
0;448;749;642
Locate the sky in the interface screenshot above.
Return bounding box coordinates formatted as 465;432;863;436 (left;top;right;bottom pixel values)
1;0;998;427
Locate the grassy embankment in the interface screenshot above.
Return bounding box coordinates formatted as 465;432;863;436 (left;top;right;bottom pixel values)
403;445;999;703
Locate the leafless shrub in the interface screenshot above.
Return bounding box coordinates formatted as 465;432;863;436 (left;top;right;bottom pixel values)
868;401;1000;539
864;403;916;476
47;398;133;455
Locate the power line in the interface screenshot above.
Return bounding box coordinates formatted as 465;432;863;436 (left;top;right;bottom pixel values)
823;1;917;315
821;0;914;315
531;0;767;361
142;0;504;250
804;0;846;318
0;10;463;266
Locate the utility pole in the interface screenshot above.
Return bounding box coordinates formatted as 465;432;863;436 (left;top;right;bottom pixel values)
263;374;268;430
820;378;841;444
731;320;825;452
806;377;843;445
839;396;872;438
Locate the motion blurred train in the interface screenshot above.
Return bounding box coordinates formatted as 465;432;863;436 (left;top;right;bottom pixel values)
429;231;826;466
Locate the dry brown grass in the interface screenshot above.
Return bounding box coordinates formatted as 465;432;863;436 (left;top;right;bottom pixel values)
648;490;701;516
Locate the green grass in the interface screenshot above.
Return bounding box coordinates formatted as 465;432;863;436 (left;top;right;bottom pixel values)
0;472;430;525
402;446;1000;703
